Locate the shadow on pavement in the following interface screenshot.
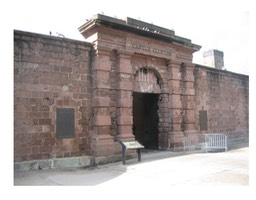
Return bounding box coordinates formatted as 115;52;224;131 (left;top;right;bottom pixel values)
14;142;248;186
14;163;127;186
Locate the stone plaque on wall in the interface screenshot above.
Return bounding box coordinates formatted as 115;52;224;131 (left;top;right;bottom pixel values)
56;108;75;138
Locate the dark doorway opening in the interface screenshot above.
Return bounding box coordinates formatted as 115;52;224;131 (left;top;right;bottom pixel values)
133;92;159;149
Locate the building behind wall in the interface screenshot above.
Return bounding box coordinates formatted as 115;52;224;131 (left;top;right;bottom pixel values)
203;49;224;69
14;14;249;169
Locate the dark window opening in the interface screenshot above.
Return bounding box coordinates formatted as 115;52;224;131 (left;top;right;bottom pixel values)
157;77;160;85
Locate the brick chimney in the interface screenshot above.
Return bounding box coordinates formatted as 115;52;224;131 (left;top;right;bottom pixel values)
203;49;224;69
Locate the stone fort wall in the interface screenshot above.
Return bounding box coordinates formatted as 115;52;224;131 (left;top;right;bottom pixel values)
14;30;93;162
194;65;249;142
14;29;249;163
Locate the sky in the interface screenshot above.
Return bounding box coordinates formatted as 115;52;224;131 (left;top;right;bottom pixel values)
5;0;253;75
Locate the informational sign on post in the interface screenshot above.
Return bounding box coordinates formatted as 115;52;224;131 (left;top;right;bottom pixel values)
119;140;144;165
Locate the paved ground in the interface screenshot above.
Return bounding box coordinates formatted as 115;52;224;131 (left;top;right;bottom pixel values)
14;147;249;186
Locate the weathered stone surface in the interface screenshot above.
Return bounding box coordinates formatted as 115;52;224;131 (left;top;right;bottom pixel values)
14;14;249;166
14;30;93;162
194;67;249;139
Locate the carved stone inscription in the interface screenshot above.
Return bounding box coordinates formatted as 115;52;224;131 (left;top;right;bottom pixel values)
132;43;171;56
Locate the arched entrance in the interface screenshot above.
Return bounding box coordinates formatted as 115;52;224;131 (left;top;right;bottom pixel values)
133;92;159;149
133;67;161;149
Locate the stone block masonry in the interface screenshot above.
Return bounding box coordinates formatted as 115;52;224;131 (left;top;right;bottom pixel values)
14;14;249;168
14;30;93;162
194;65;249;142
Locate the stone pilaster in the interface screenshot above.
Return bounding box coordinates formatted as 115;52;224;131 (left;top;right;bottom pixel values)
181;62;196;135
91;46;114;156
168;60;184;150
116;50;135;142
157;92;169;149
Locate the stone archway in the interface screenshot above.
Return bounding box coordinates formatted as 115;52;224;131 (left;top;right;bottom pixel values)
132;67;162;149
133;67;161;93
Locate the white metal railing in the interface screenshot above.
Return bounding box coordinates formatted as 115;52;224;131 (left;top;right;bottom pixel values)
183;133;228;152
204;133;227;152
183;134;205;151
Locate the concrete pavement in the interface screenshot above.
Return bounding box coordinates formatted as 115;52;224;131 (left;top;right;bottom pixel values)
14;146;249;186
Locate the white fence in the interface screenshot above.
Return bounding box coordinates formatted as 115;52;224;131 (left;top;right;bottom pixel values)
183;133;228;152
204;134;227;152
183;134;205;151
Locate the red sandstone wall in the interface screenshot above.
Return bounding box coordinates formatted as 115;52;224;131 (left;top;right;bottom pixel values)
14;30;93;162
194;65;249;142
14;28;249;163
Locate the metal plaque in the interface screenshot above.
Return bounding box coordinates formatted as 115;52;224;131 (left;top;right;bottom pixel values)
199;110;208;131
121;141;144;149
56;108;75;138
